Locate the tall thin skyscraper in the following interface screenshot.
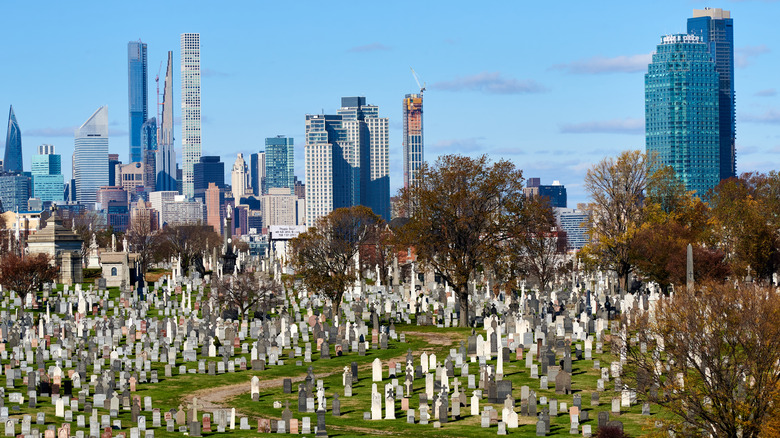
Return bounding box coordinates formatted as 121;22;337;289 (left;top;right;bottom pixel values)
180;33;201;199
250;151;265;196
304;96;390;225
688;8;735;181
646;34;720;196
4;106;22;174
156;51;177;192
265;136;294;194
128;40;148;164
142;117;157;192
73;106;109;205
403;93;423;189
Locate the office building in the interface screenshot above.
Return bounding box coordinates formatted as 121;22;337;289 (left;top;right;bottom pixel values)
265;136;294;194
403;93;423;189
115;162;146;200
128;40;147;164
250;151;265;196
193;156;224;199
231;153;251;201
73;106;109;206
156;51;177;192
554;208;590;251
4;106;22;174
0;174;29;212
31;144;64;203
524;178;567;208
304;96;390;225
646;34;720;196
97;186;128;209
688;8;736;180
181;33;201;198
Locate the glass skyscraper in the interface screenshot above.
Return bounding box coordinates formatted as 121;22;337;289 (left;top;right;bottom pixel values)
31;144;64;203
4;105;22;174
181;33;201;199
688;8;735;181
403;93;423;189
73;106;109;205
128;40;148;164
265;136;294;194
645;34;720;197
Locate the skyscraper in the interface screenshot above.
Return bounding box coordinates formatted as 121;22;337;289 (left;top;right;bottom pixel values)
142;117;157;192
231;153;251;201
250;151;265;196
73;106;109;205
4;105;22;174
403;93;423;189
156;51;177;192
304;96;390;225
128;40;148;164
646;34;720;196
181;33;201;199
31;144;64;203
193;156;224;199
265;136;294;194
688;8;735;181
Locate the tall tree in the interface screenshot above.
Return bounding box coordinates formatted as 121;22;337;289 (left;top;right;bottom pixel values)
0;253;58;308
210;271;281;317
508;196;566;292
398;155;524;327
125;218;160;284
709;177;779;280
582;150;648;290
156;224;221;277
620;282;780;437
290;206;384;315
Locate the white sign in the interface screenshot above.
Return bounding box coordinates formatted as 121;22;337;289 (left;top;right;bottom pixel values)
269;225;307;240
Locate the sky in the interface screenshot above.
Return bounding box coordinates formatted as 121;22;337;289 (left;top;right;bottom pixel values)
1;0;779;207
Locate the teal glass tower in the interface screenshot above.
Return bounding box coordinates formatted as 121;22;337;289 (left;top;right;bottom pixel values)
646;34;720;197
31;144;64;203
4;106;22;174
265;136;294;194
688;8;735;181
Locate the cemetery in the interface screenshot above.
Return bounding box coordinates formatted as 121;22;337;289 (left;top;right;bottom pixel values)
0;258;670;438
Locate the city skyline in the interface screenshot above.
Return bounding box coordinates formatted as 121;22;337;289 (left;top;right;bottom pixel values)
2;2;780;206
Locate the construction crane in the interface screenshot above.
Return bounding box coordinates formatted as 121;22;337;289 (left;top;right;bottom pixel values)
410;67;426;96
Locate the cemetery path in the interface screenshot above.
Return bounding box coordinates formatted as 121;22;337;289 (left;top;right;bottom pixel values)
402;330;463;347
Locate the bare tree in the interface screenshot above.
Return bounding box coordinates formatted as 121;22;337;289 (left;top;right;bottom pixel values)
290;206;384;315
619;281;780;437
210;271;282;318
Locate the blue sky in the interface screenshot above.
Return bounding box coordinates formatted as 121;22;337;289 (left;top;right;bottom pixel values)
2;1;779;206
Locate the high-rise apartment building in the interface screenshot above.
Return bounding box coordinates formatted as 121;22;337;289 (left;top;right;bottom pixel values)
156;51;177;192
128;40;148;164
0;174;30;212
646;34;720;196
688;8;735;181
403;93;423;189
304;97;390;225
180;33;201;199
250;151;265;196
4;106;22;174
205;182;222;234
73;106;109;205
265;136;294;194
231;153;251;201
31;144;63;203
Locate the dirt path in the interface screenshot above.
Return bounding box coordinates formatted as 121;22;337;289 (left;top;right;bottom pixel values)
181;328;467;428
